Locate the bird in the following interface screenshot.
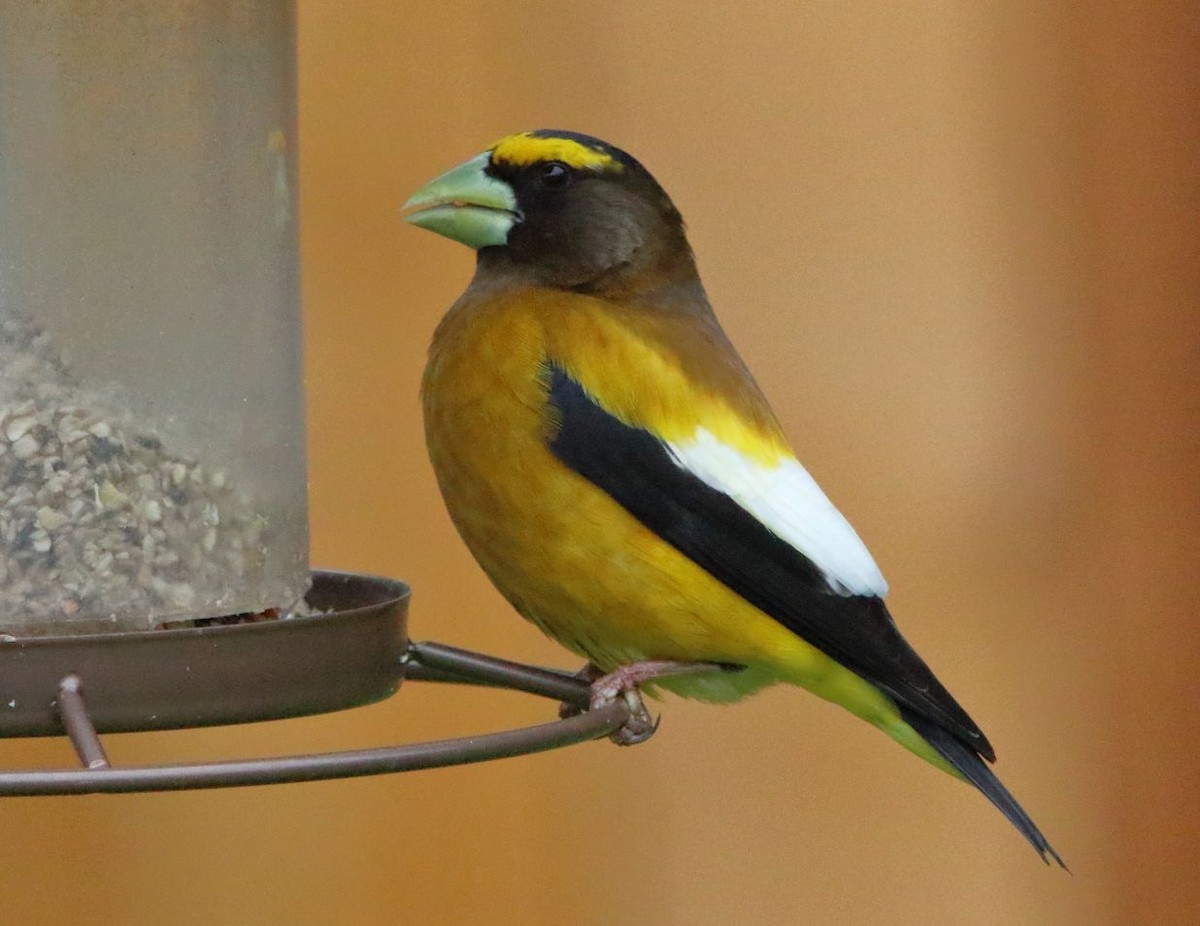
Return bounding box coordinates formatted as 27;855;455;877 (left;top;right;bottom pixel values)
403;129;1063;866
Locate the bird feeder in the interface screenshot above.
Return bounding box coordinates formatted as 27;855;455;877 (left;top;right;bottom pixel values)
0;1;628;795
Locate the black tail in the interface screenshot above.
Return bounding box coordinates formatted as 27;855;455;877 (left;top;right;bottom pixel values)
901;707;1066;868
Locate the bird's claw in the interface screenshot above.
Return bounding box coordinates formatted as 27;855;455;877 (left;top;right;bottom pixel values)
561;659;721;745
597;688;660;746
557;662;661;743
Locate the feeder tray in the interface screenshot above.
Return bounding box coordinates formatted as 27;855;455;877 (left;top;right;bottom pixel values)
0;570;630;796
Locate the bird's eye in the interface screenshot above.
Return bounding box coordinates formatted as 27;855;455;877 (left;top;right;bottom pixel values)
538;161;572;190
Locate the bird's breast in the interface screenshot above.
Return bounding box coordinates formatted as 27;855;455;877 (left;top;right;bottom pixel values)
419;288;814;689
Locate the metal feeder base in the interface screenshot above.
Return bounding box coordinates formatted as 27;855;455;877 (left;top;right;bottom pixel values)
0;570;411;736
0;571;630;796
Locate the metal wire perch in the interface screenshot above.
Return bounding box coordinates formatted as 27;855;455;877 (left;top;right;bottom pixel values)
0;573;631;797
0;641;629;797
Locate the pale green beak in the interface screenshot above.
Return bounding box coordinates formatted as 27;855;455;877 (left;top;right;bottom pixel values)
402;152;520;249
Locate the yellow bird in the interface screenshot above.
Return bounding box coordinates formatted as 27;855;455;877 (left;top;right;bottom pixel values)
404;130;1062;865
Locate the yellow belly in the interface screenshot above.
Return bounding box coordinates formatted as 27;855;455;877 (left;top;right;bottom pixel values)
421;287;903;721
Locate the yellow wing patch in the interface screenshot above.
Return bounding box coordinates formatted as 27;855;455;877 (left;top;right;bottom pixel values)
490;132;622;172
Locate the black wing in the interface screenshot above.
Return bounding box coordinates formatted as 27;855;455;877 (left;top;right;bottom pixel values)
545;364;995;761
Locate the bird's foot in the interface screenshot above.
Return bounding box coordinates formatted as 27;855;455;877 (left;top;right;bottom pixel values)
584;660;725;747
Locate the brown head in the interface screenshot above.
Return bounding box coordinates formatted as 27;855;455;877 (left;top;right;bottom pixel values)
404;130;698;296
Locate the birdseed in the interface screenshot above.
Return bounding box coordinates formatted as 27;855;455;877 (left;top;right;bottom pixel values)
0;311;300;635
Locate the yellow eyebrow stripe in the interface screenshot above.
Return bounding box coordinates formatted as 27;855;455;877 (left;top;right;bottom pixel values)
489;133;622;172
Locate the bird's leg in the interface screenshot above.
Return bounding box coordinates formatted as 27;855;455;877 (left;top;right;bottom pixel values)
589;660;726;747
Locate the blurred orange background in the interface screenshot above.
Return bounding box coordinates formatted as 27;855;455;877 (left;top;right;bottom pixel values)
1;2;1197;923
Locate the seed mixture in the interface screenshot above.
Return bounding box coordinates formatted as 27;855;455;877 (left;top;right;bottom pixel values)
0;311;285;634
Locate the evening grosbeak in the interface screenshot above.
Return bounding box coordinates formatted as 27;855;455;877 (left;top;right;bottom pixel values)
404;130;1062;865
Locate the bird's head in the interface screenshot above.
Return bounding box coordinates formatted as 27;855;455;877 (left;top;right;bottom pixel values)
403;130;695;293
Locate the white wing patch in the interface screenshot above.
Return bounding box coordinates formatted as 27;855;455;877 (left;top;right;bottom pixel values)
665;428;888;598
